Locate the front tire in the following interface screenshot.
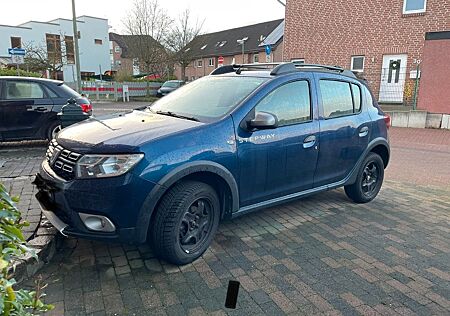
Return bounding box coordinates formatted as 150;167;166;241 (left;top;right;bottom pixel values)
344;152;384;203
150;181;220;265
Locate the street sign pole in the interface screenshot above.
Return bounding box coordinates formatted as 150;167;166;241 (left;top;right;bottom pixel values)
72;0;82;93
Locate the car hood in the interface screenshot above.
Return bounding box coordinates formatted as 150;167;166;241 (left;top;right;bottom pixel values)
159;87;175;92
56;110;203;153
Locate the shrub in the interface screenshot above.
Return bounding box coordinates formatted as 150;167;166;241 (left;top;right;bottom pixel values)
0;183;53;315
0;68;41;78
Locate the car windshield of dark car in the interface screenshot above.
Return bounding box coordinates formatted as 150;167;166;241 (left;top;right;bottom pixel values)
162;81;180;88
150;76;267;121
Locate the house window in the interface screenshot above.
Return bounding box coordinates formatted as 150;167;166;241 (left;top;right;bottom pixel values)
115;46;121;53
191;76;195;81
403;0;427;14
46;34;62;64
197;60;203;67
95;39;103;45
65;36;75;64
10;37;22;49
292;59;305;64
253;54;259;63
351;56;365;72
208;58;214;67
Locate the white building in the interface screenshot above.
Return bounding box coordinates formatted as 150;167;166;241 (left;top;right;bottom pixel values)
0;16;110;82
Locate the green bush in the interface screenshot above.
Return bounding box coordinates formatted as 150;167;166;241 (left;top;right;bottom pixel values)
0;183;53;315
0;68;41;78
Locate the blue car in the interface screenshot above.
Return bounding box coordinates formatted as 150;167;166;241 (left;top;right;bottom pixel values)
34;63;390;265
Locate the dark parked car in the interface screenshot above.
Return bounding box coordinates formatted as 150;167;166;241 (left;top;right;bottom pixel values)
156;80;185;97
34;63;390;265
0;77;92;141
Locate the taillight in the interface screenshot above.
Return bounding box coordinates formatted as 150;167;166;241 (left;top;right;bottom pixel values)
80;103;92;113
384;114;391;129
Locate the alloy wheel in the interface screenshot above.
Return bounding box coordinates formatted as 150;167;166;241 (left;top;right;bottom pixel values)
179;198;213;254
361;162;379;196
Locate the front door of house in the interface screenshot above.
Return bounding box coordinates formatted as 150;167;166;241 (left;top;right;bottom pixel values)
379;54;408;103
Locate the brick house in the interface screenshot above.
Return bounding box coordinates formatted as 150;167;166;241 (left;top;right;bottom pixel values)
109;32;166;78
175;19;284;81
283;0;449;107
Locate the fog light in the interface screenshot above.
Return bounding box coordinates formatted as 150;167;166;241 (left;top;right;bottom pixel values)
79;213;116;232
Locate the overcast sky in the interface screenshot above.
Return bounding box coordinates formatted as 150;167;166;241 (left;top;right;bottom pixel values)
0;0;285;33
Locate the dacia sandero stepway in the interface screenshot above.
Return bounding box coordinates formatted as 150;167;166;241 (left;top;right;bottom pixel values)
34;63;390;265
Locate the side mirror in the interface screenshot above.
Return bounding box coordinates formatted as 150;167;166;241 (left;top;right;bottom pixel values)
248;111;278;130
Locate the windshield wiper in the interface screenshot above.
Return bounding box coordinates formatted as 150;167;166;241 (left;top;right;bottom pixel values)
155;110;199;122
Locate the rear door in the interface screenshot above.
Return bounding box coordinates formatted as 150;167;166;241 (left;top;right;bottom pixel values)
1;80;54;140
313;73;370;187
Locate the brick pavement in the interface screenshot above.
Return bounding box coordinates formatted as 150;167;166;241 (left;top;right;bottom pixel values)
1;127;449;315
24;181;450;316
0;142;46;240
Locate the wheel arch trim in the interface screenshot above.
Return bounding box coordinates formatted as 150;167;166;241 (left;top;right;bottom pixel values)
135;161;239;243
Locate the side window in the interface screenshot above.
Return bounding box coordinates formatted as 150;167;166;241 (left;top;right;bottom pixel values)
6;81;45;99
44;86;59;98
351;83;362;112
255;81;311;126
319;80;354;118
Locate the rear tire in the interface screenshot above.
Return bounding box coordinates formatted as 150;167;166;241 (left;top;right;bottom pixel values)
344;152;384;203
150;181;220;265
47;121;62;141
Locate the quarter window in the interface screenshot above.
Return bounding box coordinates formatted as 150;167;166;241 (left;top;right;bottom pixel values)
255;81;311;126
6;81;45;99
351;56;365;72
351;83;362;112
320;80;354;118
403;0;426;14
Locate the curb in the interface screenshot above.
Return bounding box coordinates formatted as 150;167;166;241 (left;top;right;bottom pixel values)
9;214;58;284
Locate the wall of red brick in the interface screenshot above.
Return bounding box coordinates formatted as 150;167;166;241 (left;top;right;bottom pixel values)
110;40;133;74
417;39;450;114
283;0;450;99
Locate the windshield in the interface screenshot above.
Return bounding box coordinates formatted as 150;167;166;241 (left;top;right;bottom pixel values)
150;76;267;121
162;81;180;88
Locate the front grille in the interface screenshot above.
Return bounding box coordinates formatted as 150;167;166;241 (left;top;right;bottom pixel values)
46;140;82;180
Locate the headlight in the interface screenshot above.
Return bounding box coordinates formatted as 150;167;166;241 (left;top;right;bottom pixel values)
76;154;144;179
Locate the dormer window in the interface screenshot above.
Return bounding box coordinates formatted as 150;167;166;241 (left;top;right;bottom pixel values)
219;41;227;47
200;44;207;50
403;0;427;14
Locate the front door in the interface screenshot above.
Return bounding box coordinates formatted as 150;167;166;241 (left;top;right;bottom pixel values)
379;54;408;103
236;78;319;207
0;80;54;140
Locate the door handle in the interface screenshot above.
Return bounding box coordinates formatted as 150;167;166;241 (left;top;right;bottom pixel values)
303;135;316;149
359;126;369;137
27;106;50;113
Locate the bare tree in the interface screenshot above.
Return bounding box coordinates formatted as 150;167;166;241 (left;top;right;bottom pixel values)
122;0;172;79
23;33;74;79
166;9;204;81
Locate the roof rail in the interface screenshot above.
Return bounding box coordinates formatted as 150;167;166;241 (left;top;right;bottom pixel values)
210;62;357;79
292;63;357;78
210;63;283;75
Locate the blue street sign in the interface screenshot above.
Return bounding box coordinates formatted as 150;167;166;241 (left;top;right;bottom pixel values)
265;45;272;56
8;48;26;56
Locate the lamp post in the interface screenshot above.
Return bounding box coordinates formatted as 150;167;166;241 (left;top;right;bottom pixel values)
237;38;248;64
71;0;82;92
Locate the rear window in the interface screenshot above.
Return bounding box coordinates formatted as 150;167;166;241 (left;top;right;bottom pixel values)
58;83;81;98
